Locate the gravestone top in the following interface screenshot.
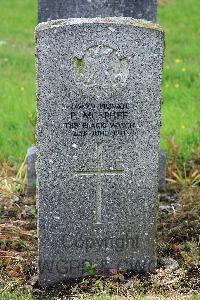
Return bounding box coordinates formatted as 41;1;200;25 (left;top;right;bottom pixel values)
36;17;162;33
38;0;157;23
36;17;164;286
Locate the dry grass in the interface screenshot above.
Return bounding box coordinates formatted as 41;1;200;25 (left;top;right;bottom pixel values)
0;162;199;299
0;163;37;290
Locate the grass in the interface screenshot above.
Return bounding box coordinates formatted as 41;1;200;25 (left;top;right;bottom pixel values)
0;291;200;300
0;289;34;300
0;162;199;299
0;0;36;164
0;0;200;164
157;0;200;159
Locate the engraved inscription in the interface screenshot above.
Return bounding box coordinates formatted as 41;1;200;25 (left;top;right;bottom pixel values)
64;102;135;138
73;45;129;96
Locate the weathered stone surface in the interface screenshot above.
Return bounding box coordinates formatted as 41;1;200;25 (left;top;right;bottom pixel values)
160;257;179;271
26;146;37;195
26;147;166;195
36;17;164;287
158;151;166;192
38;0;157;23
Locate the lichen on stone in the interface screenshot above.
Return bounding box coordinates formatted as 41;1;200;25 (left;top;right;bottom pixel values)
35;17;163;35
74;57;85;74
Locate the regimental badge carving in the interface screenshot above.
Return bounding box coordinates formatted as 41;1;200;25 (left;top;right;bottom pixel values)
73;45;129;97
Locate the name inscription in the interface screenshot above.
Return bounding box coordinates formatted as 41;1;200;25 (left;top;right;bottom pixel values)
64;102;135;137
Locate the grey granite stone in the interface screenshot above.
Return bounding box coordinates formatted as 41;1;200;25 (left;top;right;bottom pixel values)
38;0;157;23
26;147;165;195
158;151;166;192
159;203;181;214
26;146;37;195
160;257;179;271
36;17;164;287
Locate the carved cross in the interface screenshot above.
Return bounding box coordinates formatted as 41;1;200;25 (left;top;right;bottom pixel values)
74;141;124;224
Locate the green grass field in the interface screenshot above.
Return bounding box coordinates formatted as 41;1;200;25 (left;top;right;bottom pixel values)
158;0;200;160
0;0;199;163
0;0;36;164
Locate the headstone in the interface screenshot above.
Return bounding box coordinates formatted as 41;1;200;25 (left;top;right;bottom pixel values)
38;0;157;23
158;151;166;192
36;17;164;287
26;146;37;195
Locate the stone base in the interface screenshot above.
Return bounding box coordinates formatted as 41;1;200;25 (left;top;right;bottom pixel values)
26;146;37;196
